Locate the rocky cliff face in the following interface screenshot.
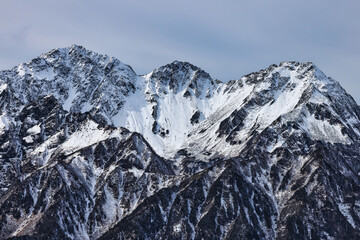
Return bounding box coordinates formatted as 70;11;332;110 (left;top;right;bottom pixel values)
0;45;360;239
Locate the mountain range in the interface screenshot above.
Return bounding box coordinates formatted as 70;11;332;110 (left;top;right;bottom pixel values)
0;45;359;239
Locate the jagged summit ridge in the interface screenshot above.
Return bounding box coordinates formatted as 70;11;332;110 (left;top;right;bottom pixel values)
1;46;360;239
1;46;358;159
1;46;358;158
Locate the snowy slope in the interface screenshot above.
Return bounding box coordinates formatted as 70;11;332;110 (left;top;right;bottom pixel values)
180;62;358;161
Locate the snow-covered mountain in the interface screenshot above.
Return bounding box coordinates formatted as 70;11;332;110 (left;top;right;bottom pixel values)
1;45;360;239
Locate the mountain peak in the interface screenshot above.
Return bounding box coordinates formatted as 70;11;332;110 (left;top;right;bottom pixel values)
1;45;137;121
147;60;215;96
37;45;130;71
39;44;87;59
164;60;201;69
155;60;211;79
276;61;326;78
69;43;86;50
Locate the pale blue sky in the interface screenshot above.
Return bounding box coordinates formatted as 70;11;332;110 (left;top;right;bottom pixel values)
0;0;359;102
